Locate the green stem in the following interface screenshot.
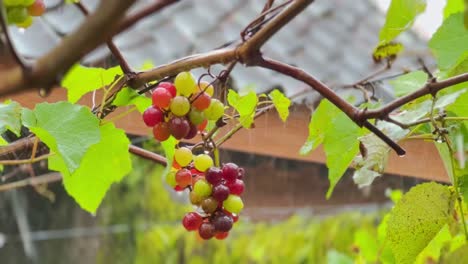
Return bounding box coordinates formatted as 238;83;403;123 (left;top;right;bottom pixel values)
213;147;220;167
215;123;244;147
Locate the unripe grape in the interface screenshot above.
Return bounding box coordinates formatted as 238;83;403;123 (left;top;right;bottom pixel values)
192;92;211;111
194;154;213;172
193;179;212;198
197;81;214;96
223;195;244;214
174;147;192;167
21;0;35;6
189;191;203;206
198;222;216;240
175;168;192;188
153;122;171;141
170;96;190;116
16;15;33;28
152;88;172;108
143;106;164;127
188;109;205;125
28;0;45;16
169;117;190;139
4;0;21;7
158;82;176;98
174;72;196;96
7;7;28;24
165;171;177;188
201;197;218;213
182;212;203;231
204;99;224;120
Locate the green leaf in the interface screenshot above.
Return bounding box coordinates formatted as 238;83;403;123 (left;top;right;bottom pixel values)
389;70;427;97
0;100;22;136
387;182;455;264
444;0;465;18
378;0;426;43
447;88;468;117
113;87;152;113
326;250;353;264
227;89;258;128
300;99;335;155
268;89;291;122
354;229;379;262
429;13;468;71
0;136;7;172
161;136;177;177
416;225;453;264
448;53;468;77
22;102;101;174
444;244;468;263
49;123;131;213
61;64;123;103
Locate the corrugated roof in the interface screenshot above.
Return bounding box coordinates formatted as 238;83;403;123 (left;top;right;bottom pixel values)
7;0;431;104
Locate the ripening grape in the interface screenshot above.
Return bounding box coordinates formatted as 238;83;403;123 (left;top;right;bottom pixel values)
223;195;244;214
205;167;223;185
28;0;45;16
169;117;190;139
153;122;171;141
198;222;216;240
191;174;204;186
204;99;224;120
174;72;196;96
192;92;211;111
152;87;172;108
193;179;212;198
142;106;164;127
158;82;177;98
212;184;230;201
182;212;203;231
213;213;233;232
197;81;214;96
184;123;198;140
170;96;190;116
227;179;245;195
188;109;205;125
165;171;177;188
189;191;203;205
175;168;192;188
222;163;239;183
194;154;214;172
201;197;218;213
7;7;28;24
174;147;192;167
198;119;208;132
215;232;229;240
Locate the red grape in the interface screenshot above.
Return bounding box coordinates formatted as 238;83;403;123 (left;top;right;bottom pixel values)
215;232;229;240
153;122;170;141
142;106;164;127
237;167;245;179
158;82;176;98
169;117;190;139
198;119;208;131
213;213;233;232
152;87;172;108
175;168;192;188
192;92;211;111
184;123;198;139
173;185;184;192
28;0;45;16
198;222;216;240
222;163;239;183
227;179;245;195
212;184;230;202
205;167;223;185
182;212;203;231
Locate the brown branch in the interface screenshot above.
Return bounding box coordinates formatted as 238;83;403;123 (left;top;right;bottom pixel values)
362;73;468;119
128;145;167;166
75;2;133;74
0;0;137;97
0;172;62;192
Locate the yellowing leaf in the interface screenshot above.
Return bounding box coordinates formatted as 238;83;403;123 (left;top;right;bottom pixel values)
269;89;291;122
227;89;258;128
61;64;123;103
373;42;404;62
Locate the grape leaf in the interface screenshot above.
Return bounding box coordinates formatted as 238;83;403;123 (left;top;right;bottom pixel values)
227;89;258;128
0;136;7;172
444;244;468;263
22;102;101;174
448;53;468;77
0;100;22;136
268;89;291;122
416;225;453;263
161;136;177;178
354;229;379;262
429;13;468;71
389;70;427;97
387;182;455;264
326;250;353;264
61;64;123;103
49;123;131;213
113;87;152;113
300;99;335;155
444;0;465;18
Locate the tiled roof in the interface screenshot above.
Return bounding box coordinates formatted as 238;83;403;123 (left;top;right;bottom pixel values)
7;0;431;104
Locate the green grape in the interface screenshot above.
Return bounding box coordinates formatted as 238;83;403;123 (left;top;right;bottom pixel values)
193;179;212;198
7;7;28;24
4;0;22;7
169;96;190;116
165;171;177;188
20;0;35;6
174;147;193;167
194;154;213;172
174;72;196;96
204;99;224;120
16;15;32;28
223;195;244;214
188;109;205;125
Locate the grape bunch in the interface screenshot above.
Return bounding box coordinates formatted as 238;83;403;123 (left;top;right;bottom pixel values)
142;71;225;142
3;0;45;28
165;147;245;240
